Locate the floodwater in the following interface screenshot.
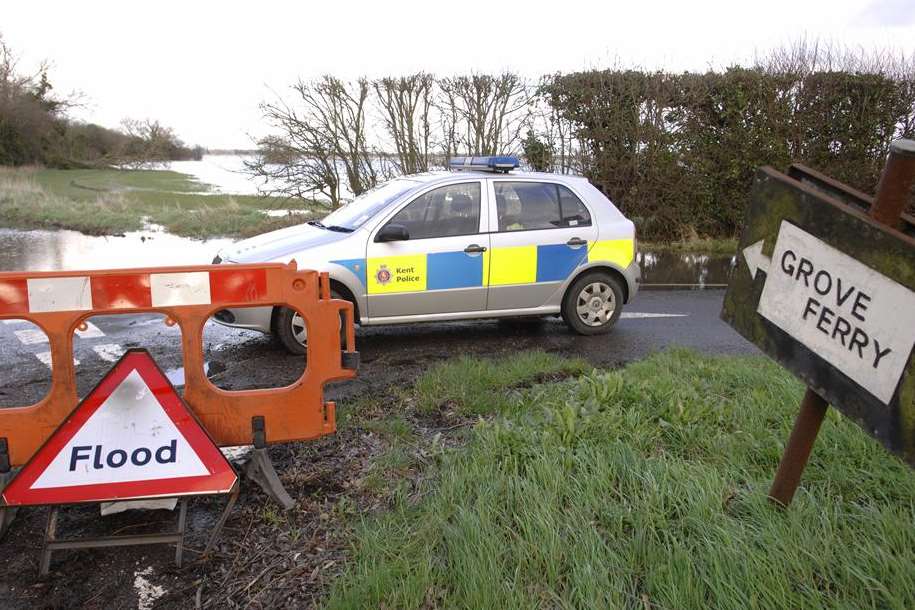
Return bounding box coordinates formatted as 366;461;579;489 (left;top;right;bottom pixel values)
165;154;262;195
165;154;395;200
0;227;231;272
0;225;734;287
637;251;736;288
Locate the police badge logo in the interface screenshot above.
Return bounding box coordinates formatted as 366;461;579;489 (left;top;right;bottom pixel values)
376;264;392;285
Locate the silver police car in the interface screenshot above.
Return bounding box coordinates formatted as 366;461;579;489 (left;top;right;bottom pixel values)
213;156;640;353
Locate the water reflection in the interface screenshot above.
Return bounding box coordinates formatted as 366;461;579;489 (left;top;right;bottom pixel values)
638;251;736;288
0;227;231;272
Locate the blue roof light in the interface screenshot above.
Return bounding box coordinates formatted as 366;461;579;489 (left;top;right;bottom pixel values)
449;155;519;173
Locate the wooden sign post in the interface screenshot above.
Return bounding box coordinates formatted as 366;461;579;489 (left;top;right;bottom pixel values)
722;140;915;506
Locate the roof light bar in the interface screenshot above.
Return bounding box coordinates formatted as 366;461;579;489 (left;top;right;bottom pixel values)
449;155;519;173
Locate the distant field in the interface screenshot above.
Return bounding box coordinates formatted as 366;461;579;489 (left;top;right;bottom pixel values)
0;166;324;239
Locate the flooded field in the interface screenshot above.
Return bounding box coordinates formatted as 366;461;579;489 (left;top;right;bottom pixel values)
165;154;261;195
0;227;230;272
637;250;735;288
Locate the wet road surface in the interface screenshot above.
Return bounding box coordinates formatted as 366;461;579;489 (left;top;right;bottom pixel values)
0;290;755;409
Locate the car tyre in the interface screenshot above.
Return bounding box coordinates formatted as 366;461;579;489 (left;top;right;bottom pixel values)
273;289;347;355
561;271;624;335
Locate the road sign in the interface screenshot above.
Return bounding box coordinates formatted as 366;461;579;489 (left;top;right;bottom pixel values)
2;349;237;506
722;164;915;468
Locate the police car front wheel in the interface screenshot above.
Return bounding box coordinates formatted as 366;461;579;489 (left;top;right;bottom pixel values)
561;271;623;335
273;289;346;355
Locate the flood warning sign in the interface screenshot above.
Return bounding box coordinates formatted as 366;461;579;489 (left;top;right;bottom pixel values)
755;221;915;404
1;349;237;506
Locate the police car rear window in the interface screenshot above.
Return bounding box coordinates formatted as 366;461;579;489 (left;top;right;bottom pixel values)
495;182;591;232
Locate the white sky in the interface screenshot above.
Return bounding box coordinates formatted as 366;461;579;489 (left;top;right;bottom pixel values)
3;0;913;149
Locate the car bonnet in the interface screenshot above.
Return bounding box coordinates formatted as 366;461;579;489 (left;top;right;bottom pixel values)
218;222;356;264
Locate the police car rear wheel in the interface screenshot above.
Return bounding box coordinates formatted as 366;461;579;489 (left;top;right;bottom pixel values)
562;272;623;335
273;290;346;355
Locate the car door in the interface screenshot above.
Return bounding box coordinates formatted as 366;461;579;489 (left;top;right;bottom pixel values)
487;179;598;311
365;180;490;319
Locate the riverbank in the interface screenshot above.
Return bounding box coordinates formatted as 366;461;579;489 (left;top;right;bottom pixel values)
0;166;322;239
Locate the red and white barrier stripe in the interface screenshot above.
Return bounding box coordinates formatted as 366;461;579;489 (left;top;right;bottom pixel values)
0;269;268;315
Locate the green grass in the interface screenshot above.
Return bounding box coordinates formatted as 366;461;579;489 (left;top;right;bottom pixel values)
642;237;739;255
0;166;324;238
32;166;213;196
327;349;915;610
414;352;589;417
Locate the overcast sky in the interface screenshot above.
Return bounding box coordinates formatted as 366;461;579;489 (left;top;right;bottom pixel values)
3;0;913;149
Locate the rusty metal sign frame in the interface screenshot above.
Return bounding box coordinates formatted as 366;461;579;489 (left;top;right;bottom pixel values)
722;140;915;506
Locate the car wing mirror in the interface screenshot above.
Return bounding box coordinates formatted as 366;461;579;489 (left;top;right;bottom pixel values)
376;224;409;242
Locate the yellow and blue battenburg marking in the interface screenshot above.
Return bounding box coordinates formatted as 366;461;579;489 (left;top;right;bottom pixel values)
332;238;633;295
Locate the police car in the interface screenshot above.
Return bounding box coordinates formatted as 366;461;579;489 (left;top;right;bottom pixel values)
212;156;640;354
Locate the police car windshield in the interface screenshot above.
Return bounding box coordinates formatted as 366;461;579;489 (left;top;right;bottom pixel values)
322;179;418;230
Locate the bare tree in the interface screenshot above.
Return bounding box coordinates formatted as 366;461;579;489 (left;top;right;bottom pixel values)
373;73;435;174
118;118;184;168
437;81;462;158
529;75;585;173
438;73;530;155
308;76;377;196
246;94;343;207
247;76;379;208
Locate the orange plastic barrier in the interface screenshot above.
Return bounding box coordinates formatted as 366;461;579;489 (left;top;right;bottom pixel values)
0;262;357;467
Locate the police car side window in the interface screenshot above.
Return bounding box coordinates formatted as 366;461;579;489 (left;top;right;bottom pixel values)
557;185;592;227
495;182;590;231
385;183;481;240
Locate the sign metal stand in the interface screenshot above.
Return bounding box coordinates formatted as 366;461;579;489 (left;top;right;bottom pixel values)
38;483;240;577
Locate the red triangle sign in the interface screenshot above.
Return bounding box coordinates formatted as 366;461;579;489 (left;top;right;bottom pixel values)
2;349;237;506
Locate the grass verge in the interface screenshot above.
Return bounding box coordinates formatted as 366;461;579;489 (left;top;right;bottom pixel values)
642;237;738;255
0;166;323;238
327;349;915;609
414;351;589;417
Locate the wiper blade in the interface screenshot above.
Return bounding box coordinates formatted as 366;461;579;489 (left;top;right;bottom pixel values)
308;220;327;229
326;225;354;233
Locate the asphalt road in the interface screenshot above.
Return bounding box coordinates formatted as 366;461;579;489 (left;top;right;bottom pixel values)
0;290;756;409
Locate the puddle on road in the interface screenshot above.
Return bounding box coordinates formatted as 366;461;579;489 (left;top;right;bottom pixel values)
638;251;736;288
164;361;211;387
0;227;231;272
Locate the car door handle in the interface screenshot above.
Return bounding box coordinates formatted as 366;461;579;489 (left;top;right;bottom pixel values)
566;237;587;247
464;244;487;253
